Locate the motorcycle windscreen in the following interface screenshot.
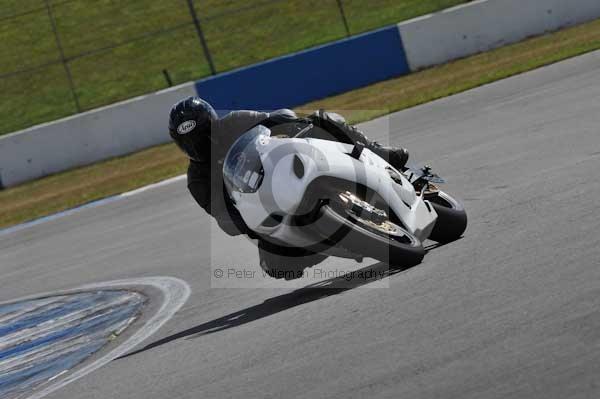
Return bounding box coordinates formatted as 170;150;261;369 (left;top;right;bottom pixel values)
223;125;270;194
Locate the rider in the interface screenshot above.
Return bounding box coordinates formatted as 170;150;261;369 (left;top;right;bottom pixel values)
168;96;409;275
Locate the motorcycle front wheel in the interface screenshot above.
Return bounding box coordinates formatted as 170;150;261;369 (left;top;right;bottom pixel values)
312;193;426;267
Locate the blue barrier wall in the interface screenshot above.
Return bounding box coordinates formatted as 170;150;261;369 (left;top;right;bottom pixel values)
195;26;409;111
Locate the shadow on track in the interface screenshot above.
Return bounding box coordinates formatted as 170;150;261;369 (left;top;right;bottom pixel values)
119;260;417;359
423;240;457;251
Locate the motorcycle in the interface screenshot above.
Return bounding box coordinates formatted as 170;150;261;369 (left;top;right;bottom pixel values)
223;122;467;278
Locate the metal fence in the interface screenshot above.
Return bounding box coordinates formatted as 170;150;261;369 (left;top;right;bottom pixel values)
0;0;467;134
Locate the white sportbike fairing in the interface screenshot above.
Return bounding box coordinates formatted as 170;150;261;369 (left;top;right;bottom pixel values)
223;125;467;272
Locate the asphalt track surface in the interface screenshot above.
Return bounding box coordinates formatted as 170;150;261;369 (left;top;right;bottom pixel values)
2;51;600;399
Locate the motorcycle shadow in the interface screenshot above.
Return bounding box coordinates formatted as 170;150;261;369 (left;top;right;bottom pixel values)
119;260;417;359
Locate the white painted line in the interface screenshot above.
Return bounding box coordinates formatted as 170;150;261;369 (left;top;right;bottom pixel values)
120;174;186;197
0;174;186;237
2;276;192;399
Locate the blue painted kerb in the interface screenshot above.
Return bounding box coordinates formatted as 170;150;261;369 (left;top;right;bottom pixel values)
195;25;409;111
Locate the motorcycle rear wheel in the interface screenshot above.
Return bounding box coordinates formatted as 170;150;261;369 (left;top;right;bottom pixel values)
426;190;467;243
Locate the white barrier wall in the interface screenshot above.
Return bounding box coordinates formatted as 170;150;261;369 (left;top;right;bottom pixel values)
3;0;600;188
398;0;600;71
0;83;196;188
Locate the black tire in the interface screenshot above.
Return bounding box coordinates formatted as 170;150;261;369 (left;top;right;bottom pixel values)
312;202;425;268
427;191;467;243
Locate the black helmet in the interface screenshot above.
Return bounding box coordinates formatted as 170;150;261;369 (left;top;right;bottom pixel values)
168;96;218;161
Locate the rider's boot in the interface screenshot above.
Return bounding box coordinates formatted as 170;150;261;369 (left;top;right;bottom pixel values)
309;110;409;170
369;142;410;170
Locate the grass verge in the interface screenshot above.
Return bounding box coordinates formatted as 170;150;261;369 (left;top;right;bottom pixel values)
2;17;600;229
0;0;467;136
